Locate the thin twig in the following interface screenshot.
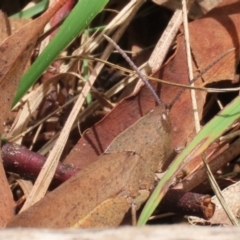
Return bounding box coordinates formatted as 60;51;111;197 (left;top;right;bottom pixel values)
134;8;183;93
148;9;183;73
182;0;200;133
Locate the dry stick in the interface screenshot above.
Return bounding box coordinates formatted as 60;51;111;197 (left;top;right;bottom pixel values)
133;8;183;93
158;189;214;220
148;9;182;74
182;0;200;133
71;54;239;93
175;138;240;192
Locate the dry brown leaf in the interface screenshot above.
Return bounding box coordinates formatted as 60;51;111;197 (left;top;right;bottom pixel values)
0;0;68;130
189;0;240;84
0;10;18;227
0;165;14;227
0;0;69;227
152;0;222;19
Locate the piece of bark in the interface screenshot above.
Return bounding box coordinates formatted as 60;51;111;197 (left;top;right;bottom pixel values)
174;138;240;192
159;189;215;220
189;180;240;226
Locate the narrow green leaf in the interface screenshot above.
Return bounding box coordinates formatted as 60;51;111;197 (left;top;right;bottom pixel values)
10;0;49;19
138;96;240;225
13;0;108;107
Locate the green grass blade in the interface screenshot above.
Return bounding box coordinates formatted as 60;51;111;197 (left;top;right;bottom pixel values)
138;96;240;225
12;0;108;107
10;0;49;19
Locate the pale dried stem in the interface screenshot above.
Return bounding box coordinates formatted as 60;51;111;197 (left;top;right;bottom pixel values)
182;0;200;133
148;9;183;73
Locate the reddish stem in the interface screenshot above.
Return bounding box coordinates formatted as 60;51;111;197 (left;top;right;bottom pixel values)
2;142;79;187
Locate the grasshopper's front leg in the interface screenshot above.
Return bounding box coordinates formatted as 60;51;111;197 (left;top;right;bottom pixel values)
73;191;151;228
73;197;130;228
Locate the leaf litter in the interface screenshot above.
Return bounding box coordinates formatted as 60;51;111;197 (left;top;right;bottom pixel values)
1;0;240;228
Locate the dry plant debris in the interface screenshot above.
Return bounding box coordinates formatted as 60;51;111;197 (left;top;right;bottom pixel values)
0;0;240;229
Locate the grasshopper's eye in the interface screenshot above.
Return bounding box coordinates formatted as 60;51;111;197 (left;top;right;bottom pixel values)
161;112;168;121
161;112;171;133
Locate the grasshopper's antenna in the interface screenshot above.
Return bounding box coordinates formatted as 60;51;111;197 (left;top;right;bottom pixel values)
103;34;163;106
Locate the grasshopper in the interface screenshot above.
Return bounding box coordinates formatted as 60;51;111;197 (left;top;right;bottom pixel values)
7;105;171;228
7;35;172;228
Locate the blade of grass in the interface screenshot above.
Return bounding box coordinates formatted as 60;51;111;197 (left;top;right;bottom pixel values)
12;0;108;107
138;95;240;225
10;0;49;19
